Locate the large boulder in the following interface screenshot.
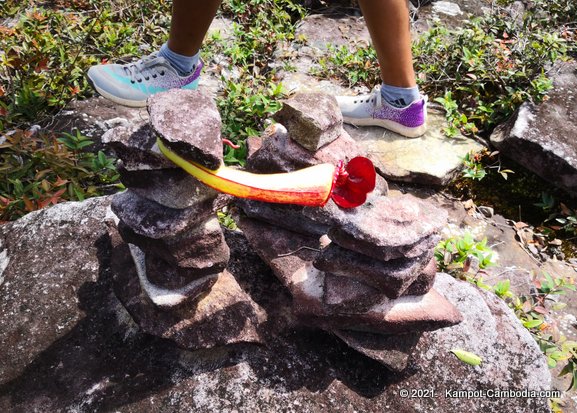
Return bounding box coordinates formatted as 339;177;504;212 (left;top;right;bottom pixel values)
490;61;577;197
0;197;112;385
0;197;554;412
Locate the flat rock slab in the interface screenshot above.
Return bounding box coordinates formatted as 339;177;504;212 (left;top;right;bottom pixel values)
328;194;447;261
313;243;433;298
239;217;462;335
118;216;230;276
0;197;112;385
111;189;228;239
334;330;422;373
130;244;218;308
102;124;176;170
47;96;148;142
490;61;577;197
117;163;218;209
294;14;370;50
293;265;463;335
148;89;223;169
346;109;485;186
248;123;368;172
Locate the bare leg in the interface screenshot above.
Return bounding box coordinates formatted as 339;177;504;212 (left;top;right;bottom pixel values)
168;0;222;56
357;0;416;88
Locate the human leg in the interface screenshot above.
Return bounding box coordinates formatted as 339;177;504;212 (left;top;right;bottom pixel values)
87;0;221;107
337;0;427;137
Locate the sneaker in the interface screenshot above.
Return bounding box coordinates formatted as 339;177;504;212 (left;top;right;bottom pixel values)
336;86;428;138
86;53;202;107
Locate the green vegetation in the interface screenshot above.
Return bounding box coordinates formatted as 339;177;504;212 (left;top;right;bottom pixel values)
0;129;120;221
314;0;576;138
0;0;304;218
436;232;577;392
435;231;497;273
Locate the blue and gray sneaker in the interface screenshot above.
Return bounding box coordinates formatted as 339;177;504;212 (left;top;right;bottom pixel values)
86;53;202;107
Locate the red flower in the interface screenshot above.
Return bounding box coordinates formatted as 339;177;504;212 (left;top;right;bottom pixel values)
331;156;376;208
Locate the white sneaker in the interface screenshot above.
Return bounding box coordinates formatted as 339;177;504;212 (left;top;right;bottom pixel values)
336;86;428;138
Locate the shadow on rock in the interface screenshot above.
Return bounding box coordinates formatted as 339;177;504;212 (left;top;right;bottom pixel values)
0;230;404;412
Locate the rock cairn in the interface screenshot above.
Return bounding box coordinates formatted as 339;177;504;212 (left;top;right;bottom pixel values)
103;89;265;350
239;93;463;371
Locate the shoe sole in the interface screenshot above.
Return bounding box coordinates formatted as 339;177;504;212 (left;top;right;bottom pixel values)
343;116;427;138
88;76;200;108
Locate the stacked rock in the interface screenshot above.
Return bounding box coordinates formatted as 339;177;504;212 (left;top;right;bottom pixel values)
104;89;265;350
238;92;462;371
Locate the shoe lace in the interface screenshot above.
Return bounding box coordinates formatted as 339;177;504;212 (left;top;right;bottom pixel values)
352;85;382;108
123;54;166;84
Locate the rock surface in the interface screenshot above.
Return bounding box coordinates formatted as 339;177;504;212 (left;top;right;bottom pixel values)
148;89;223;169
102;123;175;170
111;190;227;239
117;164;218;210
0;198;553;412
490;61;577;197
0;197;112;385
118;217;230;276
327;194;447;261
273;93;343;151
313;243;433;297
345;109;486;186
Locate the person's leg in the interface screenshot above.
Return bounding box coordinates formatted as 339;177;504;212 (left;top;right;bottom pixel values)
87;1;220;107
358;0;419;106
337;0;426;137
168;0;221;57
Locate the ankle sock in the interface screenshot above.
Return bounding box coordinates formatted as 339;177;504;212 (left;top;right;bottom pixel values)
380;83;420;108
159;43;200;76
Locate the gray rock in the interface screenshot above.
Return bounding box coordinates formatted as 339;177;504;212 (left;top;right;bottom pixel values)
490;61;577;197
237;216;322;290
403;256;437;296
148;89;223;169
313;243;432;297
111;189;227;239
48;95;148;141
346;109;485;186
323;274;382;314
128;243;218;308
102;123;175;170
0;197;112;385
143;254;219;291
238;199;330;236
117;163;218;209
328;194;447;261
273;93;343;152
294;14;370;50
247;123;365;173
334;330;421;372
239;217;462;335
0;199;552;413
112;234;266;349
117;216;230;277
293;263;463;335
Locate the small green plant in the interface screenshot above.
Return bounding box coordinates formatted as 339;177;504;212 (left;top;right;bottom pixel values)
217;207;238;230
461;149;514;181
535;193;577;237
0;129;120;221
507;272;577;387
435;232;497;275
